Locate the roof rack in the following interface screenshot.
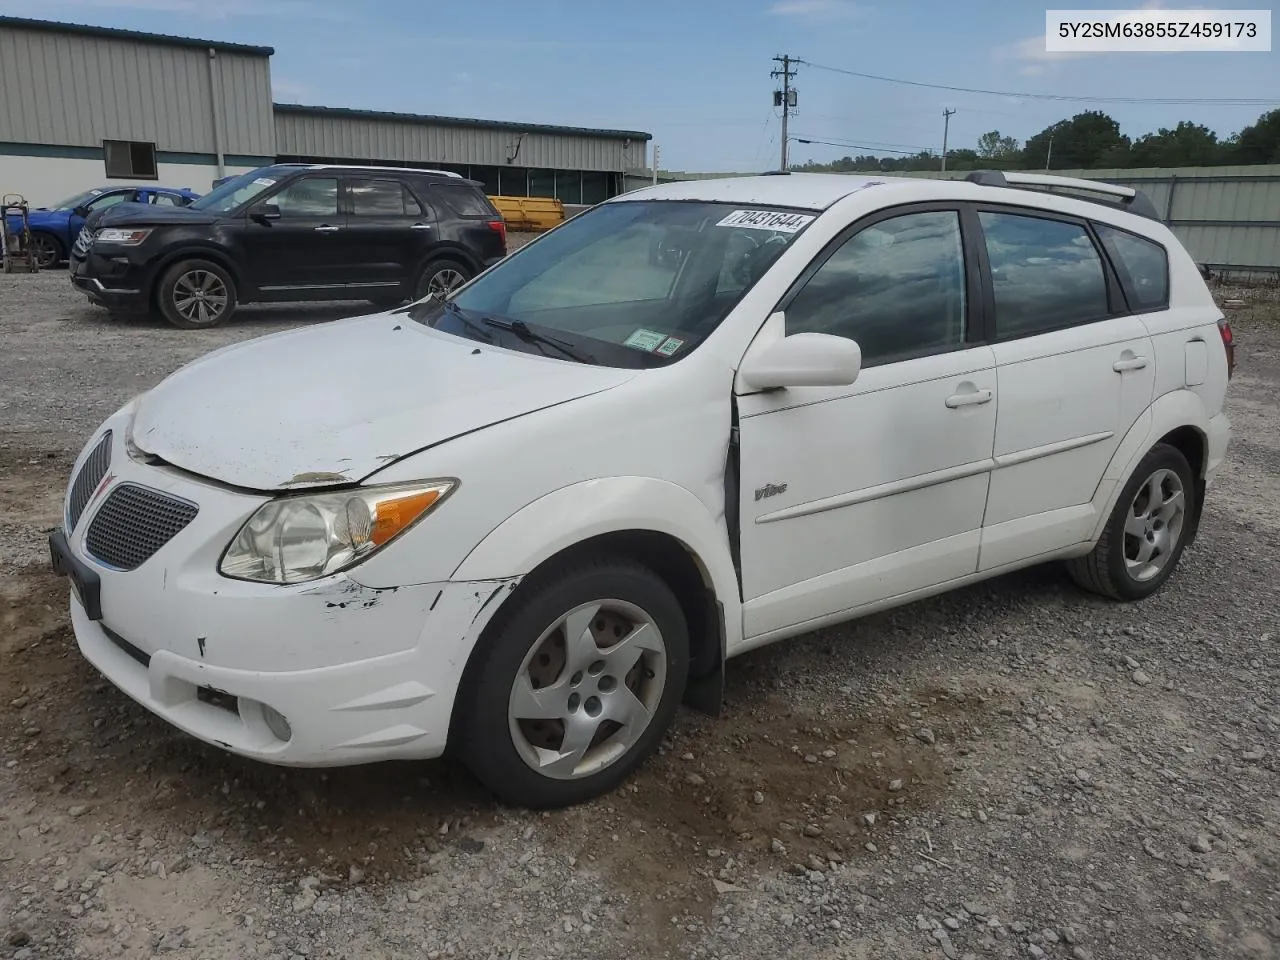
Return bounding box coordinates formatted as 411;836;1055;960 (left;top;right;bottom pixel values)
965;170;1162;222
305;164;465;179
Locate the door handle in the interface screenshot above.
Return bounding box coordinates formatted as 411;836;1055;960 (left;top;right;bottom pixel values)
945;388;993;408
410;223;432;231
1113;356;1148;372
314;225;340;233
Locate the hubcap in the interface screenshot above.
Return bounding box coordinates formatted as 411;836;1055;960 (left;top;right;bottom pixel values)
1124;467;1186;581
426;268;465;299
173;270;228;325
508;599;667;781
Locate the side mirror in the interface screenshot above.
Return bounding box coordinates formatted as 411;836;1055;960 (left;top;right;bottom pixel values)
252;204;281;223
738;332;862;390
72;205;90;218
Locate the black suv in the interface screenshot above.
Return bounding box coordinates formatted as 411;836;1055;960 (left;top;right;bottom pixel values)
68;163;508;329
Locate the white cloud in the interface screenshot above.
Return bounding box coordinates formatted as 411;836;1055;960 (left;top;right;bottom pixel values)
768;0;862;22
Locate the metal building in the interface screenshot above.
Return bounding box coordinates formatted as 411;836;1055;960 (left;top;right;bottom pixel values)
0;16;651;207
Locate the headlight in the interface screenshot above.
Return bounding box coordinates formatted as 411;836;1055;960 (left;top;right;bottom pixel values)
219;480;457;584
95;228;152;245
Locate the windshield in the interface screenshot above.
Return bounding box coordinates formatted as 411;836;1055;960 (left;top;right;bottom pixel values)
190;168;288;213
409;199;815;368
52;188;105;210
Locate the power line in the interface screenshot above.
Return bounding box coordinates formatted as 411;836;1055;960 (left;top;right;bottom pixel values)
793;136;931;156
797;59;1280;106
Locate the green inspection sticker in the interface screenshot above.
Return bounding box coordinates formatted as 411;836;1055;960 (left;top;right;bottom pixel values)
623;328;668;351
655;337;684;356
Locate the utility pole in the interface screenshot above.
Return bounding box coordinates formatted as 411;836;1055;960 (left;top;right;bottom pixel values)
1045;134;1054;170
771;55;798;171
941;107;956;172
652;144;660;185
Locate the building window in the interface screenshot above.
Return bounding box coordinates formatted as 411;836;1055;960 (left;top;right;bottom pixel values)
103;140;158;180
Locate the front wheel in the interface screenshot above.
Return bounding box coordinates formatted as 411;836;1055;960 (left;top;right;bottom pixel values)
29;233;63;270
455;556;689;809
1067;442;1196;601
414;259;471;302
156;259;238;329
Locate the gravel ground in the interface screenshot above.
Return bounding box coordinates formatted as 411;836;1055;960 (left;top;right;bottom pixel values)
0;265;1277;960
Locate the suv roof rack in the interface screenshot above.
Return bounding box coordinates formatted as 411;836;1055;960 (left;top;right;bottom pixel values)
305;164;466;179
965;169;1162;222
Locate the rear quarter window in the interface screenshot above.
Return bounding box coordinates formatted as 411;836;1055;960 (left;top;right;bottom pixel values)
431;183;498;218
1094;223;1170;311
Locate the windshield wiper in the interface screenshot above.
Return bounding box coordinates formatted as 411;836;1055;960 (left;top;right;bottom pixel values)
440;299;495;343
480;315;595;364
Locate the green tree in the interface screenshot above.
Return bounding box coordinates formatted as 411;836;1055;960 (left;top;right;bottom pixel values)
1023;111;1130;169
1129;122;1221;167
1225;109;1280;164
976;130;1021;161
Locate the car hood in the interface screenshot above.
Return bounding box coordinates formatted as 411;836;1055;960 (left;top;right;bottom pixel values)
130;312;638;491
95;203;218;227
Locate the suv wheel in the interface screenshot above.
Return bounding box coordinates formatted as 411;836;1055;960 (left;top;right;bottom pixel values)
455;555;689;809
414;259;471;301
29;233;62;270
1067;442;1196;601
157;259;238;330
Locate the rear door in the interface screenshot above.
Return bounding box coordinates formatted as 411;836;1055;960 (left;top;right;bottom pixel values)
974;206;1155;570
240;174;355;293
341;176;434;296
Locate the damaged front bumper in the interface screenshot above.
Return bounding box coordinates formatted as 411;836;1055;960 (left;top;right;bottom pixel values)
54;414;521;766
67;574;518;765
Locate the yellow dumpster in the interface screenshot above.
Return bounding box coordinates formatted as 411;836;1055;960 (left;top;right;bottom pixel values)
488;195;565;233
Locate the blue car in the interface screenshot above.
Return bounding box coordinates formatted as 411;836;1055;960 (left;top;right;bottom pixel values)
6;185;201;269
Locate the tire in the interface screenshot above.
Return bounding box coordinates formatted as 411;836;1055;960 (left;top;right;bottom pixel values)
413;258;471;302
1067;442;1197;601
455;555;689;809
29;233;63;270
156;259;237;330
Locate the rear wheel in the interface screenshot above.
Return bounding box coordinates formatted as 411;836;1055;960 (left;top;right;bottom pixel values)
1067;442;1196;601
157;259;238;329
456;555;688;809
29;233;62;270
414;259;471;302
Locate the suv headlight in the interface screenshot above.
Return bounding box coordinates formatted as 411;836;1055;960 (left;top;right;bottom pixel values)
95;228;152;245
219;480;457;584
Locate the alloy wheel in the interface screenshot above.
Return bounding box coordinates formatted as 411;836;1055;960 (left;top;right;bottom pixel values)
172;270;229;326
426;267;466;299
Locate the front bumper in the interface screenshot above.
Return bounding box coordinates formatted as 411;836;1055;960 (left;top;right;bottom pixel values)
69;250;148;309
51;418;518;766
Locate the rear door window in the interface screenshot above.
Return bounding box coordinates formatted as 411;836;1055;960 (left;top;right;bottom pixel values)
978;211;1110;340
349;179;425;217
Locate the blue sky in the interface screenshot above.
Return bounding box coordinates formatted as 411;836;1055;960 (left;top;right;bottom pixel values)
5;0;1277;171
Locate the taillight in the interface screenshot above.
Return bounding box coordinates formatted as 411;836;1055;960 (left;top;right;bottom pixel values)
1218;318;1235;379
486;218;507;247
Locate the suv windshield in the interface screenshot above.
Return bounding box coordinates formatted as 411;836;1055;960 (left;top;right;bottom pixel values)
190;168;293;214
410;199;815;367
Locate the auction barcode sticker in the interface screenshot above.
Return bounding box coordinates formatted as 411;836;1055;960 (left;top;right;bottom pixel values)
1046;9;1271;51
716;210;815;233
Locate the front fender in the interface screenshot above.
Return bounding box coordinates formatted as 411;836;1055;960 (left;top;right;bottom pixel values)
450;476;743;651
1089;389;1210;541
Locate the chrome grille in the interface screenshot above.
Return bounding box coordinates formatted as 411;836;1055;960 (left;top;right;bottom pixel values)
85;483;198;570
73;226;95;256
66;430;112;531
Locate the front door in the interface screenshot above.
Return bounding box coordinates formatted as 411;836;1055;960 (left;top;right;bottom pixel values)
973;207;1157;570
241;175;355;294
736;207;998;642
